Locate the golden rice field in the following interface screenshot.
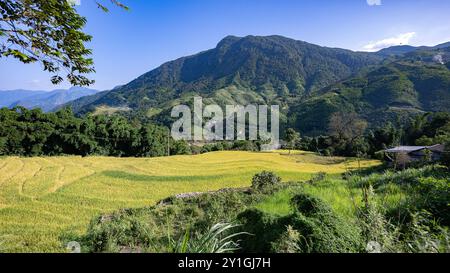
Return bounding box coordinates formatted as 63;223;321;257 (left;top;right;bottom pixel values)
0;151;380;252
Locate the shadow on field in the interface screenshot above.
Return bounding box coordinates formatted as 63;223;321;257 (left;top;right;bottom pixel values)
101;170;227;182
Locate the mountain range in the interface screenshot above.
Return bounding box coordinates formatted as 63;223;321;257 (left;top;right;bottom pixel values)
0;87;100;112
31;35;450;134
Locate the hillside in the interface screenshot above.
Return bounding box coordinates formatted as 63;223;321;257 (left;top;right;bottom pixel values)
291;47;450;134
65;35;450;135
68;35;382;114
1;87;100;112
376;41;450;57
0;90;48;108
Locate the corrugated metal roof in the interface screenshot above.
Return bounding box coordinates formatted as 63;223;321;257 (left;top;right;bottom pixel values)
385;146;426;153
385;144;442;153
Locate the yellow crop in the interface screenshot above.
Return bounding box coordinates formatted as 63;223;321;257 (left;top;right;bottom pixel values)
0;151;380;252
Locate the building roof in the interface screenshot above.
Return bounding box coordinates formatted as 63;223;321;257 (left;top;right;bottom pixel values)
385;144;442;153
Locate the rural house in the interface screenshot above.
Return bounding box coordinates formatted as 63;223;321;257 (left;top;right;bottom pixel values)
384;144;445;167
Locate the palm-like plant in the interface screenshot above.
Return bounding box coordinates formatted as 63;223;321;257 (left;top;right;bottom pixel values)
171;223;249;253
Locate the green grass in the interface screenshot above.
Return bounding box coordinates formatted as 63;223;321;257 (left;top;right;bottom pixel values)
255;179;362;220
254;189;294;216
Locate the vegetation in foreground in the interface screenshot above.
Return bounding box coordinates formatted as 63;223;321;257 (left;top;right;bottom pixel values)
0;150;377;252
74;165;449;253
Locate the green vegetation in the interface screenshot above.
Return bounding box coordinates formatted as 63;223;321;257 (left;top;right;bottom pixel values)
75;163;450;253
0;107;186;157
65;35;449;139
169;222;247;253
292;111;450;158
68;35;382;117
292;56;450;135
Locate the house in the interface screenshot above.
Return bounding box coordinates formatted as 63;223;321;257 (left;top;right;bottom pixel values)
384;144;445;167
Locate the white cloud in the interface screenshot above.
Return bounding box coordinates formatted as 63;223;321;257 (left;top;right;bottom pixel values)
367;0;382;6
362;32;416;52
28;79;42;88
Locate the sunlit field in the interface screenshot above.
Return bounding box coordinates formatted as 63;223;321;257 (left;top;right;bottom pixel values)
0;151;380;252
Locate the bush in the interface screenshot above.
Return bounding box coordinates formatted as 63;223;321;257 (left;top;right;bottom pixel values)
238;193;364;253
83;209;154;252
237;209;291;252
251;171;282;192
307;172;326;185
82;188;267;252
357;185;401;252
289;194;363;253
403;211;450;253
170;140;191;155
355;165;450;226
270;225;301;253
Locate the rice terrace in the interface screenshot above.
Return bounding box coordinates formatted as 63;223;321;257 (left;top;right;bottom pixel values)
1;0;450;260
0;151;379;252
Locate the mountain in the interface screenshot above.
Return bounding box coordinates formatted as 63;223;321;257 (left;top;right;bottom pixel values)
65;35;450;135
0;89;47;108
1;87;100;112
376;45;419;57
68;35;382;114
291;47;450;134
376;42;450;57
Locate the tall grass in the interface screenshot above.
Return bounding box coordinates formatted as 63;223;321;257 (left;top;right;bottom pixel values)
170;223;248;253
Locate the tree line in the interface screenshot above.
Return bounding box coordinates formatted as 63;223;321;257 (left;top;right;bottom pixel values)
284;111;450;163
0;107;192;157
0;107;268;157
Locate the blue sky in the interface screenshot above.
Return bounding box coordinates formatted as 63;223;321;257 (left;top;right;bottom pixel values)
1;0;450;91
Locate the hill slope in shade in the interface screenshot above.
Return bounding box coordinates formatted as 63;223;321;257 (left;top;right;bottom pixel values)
291;47;450;134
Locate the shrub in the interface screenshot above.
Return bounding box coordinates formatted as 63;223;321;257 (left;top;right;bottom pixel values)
289;194;364;253
414;177;450;226
237;209;291;252
355;165;450;226
357;185;401;252
290;193;333;217
251;171;282;192
170;140;191;155
82;188;267;252
307;172;327;185
403;211;450;253
83;209;154;252
270;225;301;253
238;194;364;253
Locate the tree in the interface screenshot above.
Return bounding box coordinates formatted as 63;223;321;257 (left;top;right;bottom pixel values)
367;122;402;156
0;107;175;158
0;0;128;86
329;111;368;162
328;111;367;142
251;171;281;192
285;128;300;155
